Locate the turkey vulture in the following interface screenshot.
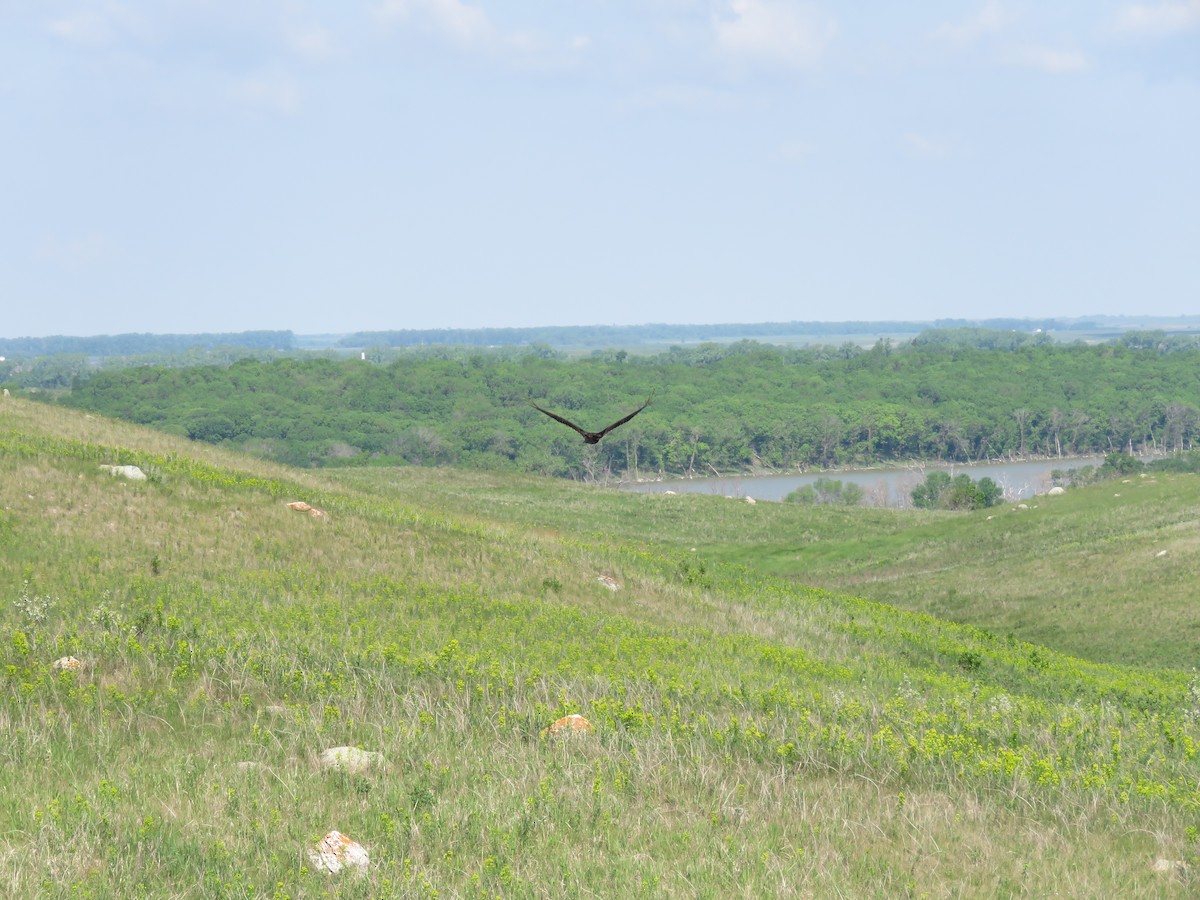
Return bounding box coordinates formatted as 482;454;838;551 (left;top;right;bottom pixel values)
530;396;652;444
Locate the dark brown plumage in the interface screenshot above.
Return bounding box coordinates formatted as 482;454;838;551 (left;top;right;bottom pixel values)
530;396;652;444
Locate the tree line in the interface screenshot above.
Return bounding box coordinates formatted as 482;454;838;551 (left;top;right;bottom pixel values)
53;336;1200;479
339;317;1119;351
0;330;293;358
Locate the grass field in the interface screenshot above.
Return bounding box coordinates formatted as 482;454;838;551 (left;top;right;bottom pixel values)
3;396;1200;897
332;465;1200;672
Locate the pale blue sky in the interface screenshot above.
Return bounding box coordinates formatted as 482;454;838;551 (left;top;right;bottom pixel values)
2;1;1197;338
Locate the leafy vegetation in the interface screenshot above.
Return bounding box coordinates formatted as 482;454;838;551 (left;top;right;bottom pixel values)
1053;449;1174;488
3;397;1200;896
784;476;865;506
40;337;1200;479
910;471;1002;510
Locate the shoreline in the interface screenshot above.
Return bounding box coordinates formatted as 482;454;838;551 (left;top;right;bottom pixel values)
620;451;1143;486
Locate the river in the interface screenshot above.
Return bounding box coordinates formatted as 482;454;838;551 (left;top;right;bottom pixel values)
619;457;1106;508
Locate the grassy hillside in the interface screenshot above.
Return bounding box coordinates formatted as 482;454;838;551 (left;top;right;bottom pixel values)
763;473;1200;671
331;465;1200;671
2;396;1200;897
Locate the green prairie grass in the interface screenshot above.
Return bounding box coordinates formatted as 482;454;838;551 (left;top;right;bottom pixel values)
2;397;1200;897
331;464;1200;671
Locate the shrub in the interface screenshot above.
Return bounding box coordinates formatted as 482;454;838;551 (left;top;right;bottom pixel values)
1100;452;1143;477
912;472;1002;510
785;477;865;507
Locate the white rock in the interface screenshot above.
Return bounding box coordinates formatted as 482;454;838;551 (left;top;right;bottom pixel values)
596;575;621;591
308;830;369;874
319;746;384;774
744;496;756;504
1047;486;1065;496
1156;550;1169;558
99;464;147;481
52;656;83;672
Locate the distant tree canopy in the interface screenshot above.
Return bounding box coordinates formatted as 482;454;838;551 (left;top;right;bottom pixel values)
45;336;1200;480
1117;331;1200;353
0;330;293;357
0;332;297;392
338;318;1121;351
909;328;1055;351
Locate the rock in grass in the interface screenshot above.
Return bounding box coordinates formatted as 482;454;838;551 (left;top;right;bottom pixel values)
286;500;329;521
547;714;593;736
308;830;369;874
596;575;621;591
99;464;147;481
52;656;84;672
319;746;384;774
1152;858;1186;874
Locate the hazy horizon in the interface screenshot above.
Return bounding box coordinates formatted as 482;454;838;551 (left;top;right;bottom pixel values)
6;312;1200;345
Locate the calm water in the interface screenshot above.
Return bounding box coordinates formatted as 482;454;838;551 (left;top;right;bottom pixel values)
620;457;1105;508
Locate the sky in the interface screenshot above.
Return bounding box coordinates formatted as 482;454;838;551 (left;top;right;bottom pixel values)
2;1;1198;338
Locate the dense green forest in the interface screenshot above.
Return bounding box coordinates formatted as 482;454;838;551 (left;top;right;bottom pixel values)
53;334;1200;479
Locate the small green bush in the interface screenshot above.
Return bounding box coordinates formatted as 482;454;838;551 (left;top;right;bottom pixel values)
785;477;865;506
911;472;1002;510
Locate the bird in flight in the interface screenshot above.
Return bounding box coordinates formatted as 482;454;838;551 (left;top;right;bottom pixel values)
530;396;653;444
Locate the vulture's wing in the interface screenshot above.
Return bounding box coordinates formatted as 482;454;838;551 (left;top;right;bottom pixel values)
530;403;593;440
591;396;653;441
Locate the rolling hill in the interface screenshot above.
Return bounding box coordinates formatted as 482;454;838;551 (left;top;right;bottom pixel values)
332;465;1200;671
1;396;1198;897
